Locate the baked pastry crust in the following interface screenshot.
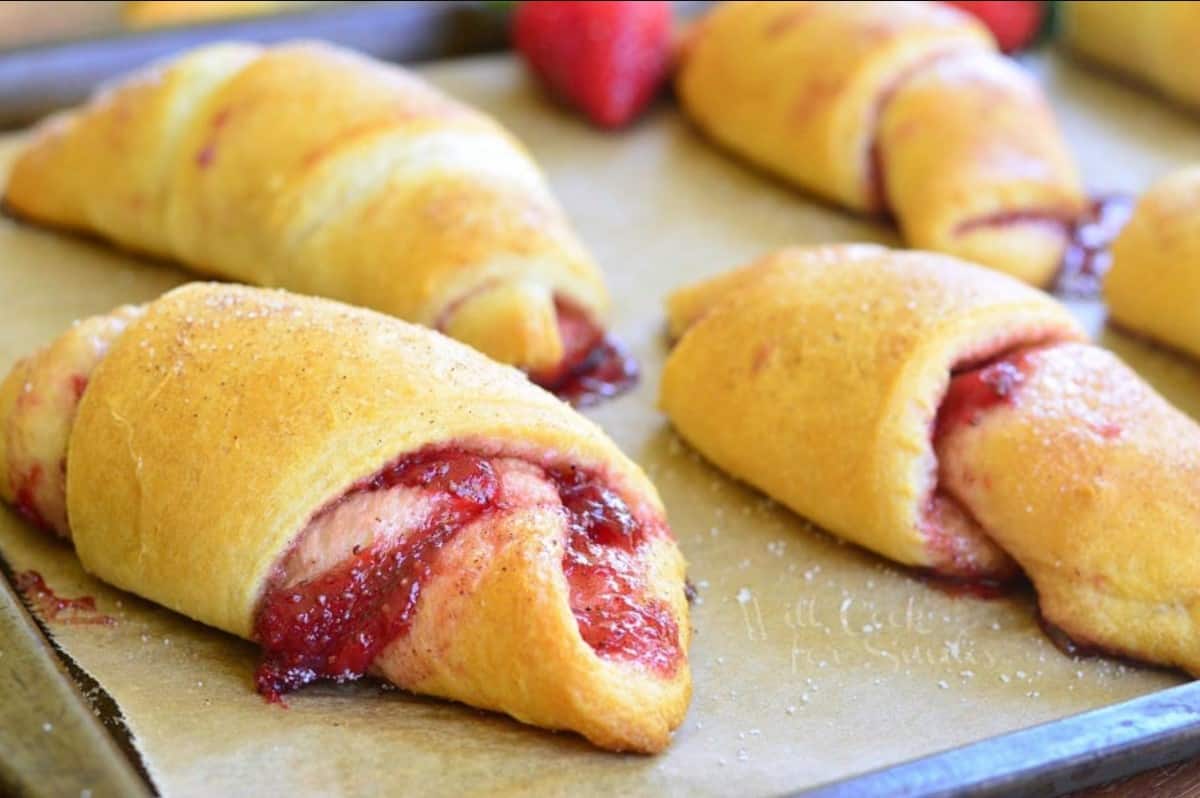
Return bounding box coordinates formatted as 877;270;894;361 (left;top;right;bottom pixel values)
4;41;608;375
1104;166;1200;361
1063;1;1200;111
664;244;1200;674
676;1;1084;285
662;244;1084;575
5;283;689;752
937;343;1200;674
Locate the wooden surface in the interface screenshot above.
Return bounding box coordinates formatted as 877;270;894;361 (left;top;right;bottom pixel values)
1075;761;1200;798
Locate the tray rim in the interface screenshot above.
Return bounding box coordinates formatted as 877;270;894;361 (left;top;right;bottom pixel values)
0;3;1197;795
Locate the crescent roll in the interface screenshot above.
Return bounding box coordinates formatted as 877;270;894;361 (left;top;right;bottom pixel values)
663;245;1200;674
677;1;1085;286
0;284;691;753
1063;1;1200;111
1104;166;1200;361
4;41;627;400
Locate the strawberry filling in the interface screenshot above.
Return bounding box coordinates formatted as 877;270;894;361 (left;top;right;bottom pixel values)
1055;195;1134;297
253;447;678;701
552;463;679;673
934;350;1034;440
947;194;1133;297
433;291;637;407
915;347;1044;582
15;570;113;626
12;464;49;531
531;300;638;407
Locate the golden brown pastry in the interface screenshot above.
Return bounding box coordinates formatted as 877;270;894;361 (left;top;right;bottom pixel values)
1063;1;1200;111
676;2;1085;286
1105;166;1200;361
124;1;293;29
663;245;1200;674
0;283;690;753
4;41;630;401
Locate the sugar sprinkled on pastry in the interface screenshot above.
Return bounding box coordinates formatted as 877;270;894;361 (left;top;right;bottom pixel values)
676;1;1085;286
1104;166;1200;361
0;283;691;753
4;41;634;404
663;245;1200;674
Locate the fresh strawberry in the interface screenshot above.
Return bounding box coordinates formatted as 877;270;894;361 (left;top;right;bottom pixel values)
944;1;1044;53
513;1;672;129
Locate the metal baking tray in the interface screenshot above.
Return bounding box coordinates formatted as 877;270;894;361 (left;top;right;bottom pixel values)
3;4;1200;796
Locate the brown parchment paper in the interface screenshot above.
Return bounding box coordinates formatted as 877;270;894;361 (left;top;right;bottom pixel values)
3;51;1200;798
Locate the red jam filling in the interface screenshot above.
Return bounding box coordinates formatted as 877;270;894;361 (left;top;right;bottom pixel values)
253;449;678;701
1054;194;1134;298
952;208;1075;236
949;195;1133;299
916;568;1023;601
15;570;114;626
548;464;679;675
921;349;1041;589
533;300;639;408
254;451;501;700
70;374;89;401
12;464;50;532
934;350;1034;441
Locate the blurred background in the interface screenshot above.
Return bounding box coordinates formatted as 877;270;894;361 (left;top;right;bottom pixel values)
0;1;324;48
0;1;522;127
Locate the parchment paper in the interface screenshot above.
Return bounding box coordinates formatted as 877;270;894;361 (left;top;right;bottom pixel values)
3;51;1200;797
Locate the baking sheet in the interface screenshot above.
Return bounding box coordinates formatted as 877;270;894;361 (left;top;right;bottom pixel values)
3;51;1200;797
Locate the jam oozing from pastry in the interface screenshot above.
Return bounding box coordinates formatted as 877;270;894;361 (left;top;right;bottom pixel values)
934;350;1034;438
945;195;1134;297
12;464;50;532
951;208;1076;237
15;570;114;626
254;451;501;699
917;568;1023;600
70;374;88;401
254;448;677;700
916;348;1047;581
1054;194;1134;298
932;347;1115;654
535;301;639;408
550;464;679;675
